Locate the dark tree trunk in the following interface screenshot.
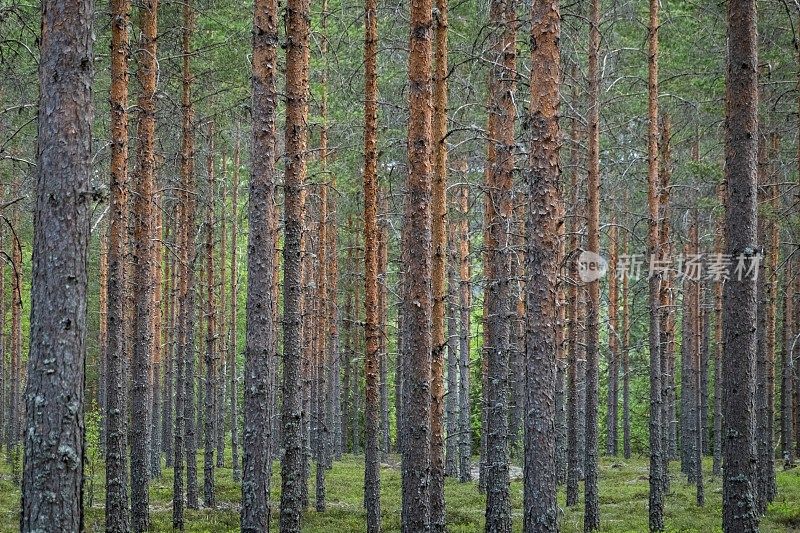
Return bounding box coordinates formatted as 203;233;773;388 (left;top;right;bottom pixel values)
129;0;159;527
150;196;163;481
363;0;381;525
105;0;131;527
523;0;561;528
721;0;760;528
401;0;434;524
457;186;472;483
622;234;632;460
782;261;795;466
607;219;619;457
229;137;241;482
446;225;459;478
483;0;516;529
430;0;448;526
584;0;601;526
241;0;278;523
163;229;176;469
712;184;725;477
280;0;311;525
203;127;217;508
21;0;92;529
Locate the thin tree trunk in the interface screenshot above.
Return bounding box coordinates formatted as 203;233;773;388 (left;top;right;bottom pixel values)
712;184;725;477
229;135;241;482
163;222;176;469
721;0;760;527
782;261;795;466
20;0;92;528
378;194;390;461
430;0;448;527
172;1;197;524
105;0;130;524
99;232;108;453
446;223;459;477
401;0;435;525
280;0;311;524
523;0;561;528
693;215;704;507
150;193;163;480
315;185;329;511
584;0;601;526
458;186;472;483
130;0;159;525
622;233;632;460
203;125;217;508
216;154;227;470
607;218;619;457
646;0;664;529
362;0;381;525
8;182;22;467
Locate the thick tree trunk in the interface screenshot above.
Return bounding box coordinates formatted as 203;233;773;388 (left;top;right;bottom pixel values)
130;0;159;526
721;0;760;528
105;0;131;527
430;0;448;528
646;0;664;529
20;0;92;529
401;0;434;525
483;0;516;529
523;0;561;529
362;0;381;526
280;0;311;525
241;0;278;523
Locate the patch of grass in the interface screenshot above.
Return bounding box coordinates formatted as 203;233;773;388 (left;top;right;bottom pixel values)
2;452;799;531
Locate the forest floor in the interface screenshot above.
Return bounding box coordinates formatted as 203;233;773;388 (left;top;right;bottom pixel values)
1;452;799;532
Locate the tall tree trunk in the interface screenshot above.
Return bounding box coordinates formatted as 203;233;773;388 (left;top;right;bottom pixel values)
646;0;664;529
483;0;516;529
722;0;760;527
565;70;582;506
242;0;278;523
712;184;725;477
130;0;159;525
430;0;448;527
203;126;217;508
607;218;619;457
8;181;22;466
362;0;381;525
216;154;227;470
229;135;241;483
584;0;601;526
163;221;176;469
622;233;632;460
693;215;704;507
315;186;329;511
378;194;390;461
105;0;131;526
446;223;459;477
782;261;795;466
172;1;197;524
523;0;561;528
401;0;434;525
280;0;311;524
457;186;472;483
150;193;163;480
765;133;780;501
682;240;697;483
99;232;108;452
20;0;92;528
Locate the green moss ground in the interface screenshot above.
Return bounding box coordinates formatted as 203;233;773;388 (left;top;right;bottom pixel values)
2;453;799;531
